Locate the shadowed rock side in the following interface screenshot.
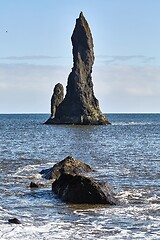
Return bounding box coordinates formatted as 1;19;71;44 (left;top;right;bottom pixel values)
45;12;110;125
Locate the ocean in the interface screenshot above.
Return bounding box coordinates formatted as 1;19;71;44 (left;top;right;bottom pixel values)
0;113;159;239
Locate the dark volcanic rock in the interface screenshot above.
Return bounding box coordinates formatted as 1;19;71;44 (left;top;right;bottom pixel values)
40;156;93;180
45;12;110;125
50;83;64;118
8;218;21;224
40;156;117;205
30;182;39;188
52;173;117;205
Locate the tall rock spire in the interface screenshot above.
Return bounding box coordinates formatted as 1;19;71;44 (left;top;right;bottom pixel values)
45;12;110;125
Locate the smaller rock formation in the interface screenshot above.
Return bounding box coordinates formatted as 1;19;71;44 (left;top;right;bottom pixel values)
40;156;93;180
8;218;21;224
50;83;64;118
45;12;110;125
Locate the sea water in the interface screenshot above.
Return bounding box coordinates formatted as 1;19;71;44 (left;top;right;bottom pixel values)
0;114;159;239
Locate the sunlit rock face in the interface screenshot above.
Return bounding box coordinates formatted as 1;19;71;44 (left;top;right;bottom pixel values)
45;12;110;125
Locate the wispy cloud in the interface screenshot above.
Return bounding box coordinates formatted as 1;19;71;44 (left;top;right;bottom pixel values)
96;55;156;64
0;55;155;64
0;55;68;61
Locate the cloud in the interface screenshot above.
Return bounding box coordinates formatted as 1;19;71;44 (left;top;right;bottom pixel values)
0;55;68;61
0;62;159;113
95;55;156;64
94;64;160;95
93;64;160;112
1;54;155;64
0;63;69;113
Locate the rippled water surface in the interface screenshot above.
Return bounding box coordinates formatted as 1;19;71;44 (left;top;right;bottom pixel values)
0;114;160;239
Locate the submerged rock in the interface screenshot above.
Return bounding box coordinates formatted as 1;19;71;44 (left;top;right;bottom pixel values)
40;156;93;180
45;12;110;125
52;173;117;205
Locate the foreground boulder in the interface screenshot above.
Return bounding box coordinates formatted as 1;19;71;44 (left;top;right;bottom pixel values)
40;156;117;205
45;12;110;125
52;173;117;205
40;156;93;180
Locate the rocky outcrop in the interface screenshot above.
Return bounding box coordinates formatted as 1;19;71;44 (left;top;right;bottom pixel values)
45;12;110;125
40;156;117;205
50;83;64;118
40;156;93;180
52;173;117;205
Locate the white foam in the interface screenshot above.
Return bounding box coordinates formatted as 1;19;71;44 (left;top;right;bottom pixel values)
0;198;160;240
146;194;160;203
112;122;151;126
0;221;77;240
0;215;160;240
12;162;55;179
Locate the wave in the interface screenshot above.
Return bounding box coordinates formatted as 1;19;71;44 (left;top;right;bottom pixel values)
112;121;158;126
12;162;55;180
1;202;160;240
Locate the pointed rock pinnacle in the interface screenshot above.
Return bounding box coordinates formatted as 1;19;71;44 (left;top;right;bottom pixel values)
45;12;110;125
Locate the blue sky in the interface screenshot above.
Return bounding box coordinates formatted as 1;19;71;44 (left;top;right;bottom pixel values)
0;0;160;113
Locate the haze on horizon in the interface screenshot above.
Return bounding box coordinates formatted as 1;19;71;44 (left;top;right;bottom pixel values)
0;0;160;114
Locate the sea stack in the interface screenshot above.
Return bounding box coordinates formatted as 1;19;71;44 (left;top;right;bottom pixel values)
45;12;110;125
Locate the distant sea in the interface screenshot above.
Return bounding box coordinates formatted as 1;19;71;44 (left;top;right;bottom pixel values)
0;114;160;239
